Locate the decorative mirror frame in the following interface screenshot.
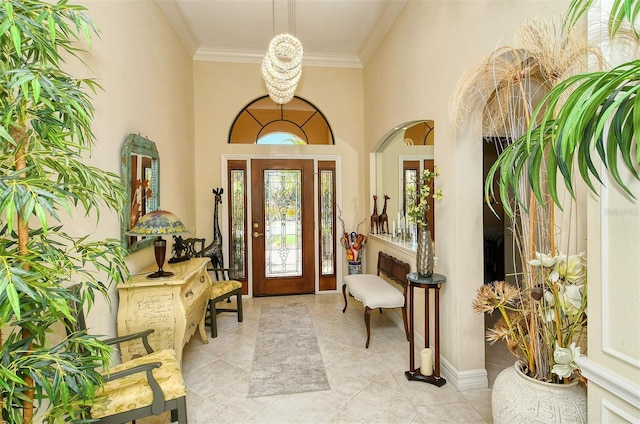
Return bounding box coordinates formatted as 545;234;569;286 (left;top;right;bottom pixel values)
121;134;160;253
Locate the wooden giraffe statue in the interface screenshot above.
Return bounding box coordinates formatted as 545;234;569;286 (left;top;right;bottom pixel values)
202;188;224;269
378;194;390;234
370;195;379;234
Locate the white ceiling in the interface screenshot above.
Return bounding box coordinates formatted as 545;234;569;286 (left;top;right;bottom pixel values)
157;0;407;68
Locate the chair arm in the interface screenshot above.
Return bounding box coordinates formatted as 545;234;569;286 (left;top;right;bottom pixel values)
103;361;166;415
102;329;155;354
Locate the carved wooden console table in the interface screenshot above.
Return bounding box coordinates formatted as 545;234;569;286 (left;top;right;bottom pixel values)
117;257;211;363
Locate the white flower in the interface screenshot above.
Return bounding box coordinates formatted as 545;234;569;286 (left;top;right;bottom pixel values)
551;342;581;378
529;252;556;268
543;291;556;322
555;253;586;284
563;284;583;315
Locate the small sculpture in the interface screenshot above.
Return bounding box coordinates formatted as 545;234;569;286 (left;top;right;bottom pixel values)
202;188;225;269
370;195;379;234
378;194;389;234
169;235;190;263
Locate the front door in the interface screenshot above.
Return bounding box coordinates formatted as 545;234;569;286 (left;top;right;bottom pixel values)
250;159;315;296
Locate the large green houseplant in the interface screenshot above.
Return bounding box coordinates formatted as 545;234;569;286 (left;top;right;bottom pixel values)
0;1;127;422
454;0;638;381
452;0;636;421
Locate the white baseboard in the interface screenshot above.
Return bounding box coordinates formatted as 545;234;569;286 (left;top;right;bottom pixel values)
440;356;489;391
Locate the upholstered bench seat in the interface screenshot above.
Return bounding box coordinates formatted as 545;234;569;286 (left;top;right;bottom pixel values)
343;274;405;309
91;349;187;420
342;251;411;348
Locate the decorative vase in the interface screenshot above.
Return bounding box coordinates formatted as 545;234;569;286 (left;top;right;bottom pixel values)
492;361;587;424
416;226;434;278
348;261;362;275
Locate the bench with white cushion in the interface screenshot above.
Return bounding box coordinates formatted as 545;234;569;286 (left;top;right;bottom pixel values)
342;251;410;348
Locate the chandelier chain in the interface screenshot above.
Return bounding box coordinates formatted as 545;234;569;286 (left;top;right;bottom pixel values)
262;0;302;104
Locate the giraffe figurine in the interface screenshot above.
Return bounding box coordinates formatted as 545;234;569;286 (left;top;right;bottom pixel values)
370;195;379;234
378;194;390;234
202;188;224;269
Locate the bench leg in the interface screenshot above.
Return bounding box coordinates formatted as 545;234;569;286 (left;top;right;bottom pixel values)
342;284;348;313
364;306;372;348
402;304;410;341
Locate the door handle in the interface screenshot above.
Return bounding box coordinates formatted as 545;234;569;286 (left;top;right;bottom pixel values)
253;231;263;238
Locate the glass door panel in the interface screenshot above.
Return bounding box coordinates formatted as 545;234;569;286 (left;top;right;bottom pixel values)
264;169;303;277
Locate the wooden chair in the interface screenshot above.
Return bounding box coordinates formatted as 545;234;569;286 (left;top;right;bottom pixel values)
182;237;205;259
206;267;243;338
65;285;188;423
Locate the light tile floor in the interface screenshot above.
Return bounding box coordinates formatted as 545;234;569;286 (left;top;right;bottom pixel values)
145;293;510;424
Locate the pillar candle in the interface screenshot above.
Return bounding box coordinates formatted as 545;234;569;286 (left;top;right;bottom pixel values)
420;348;433;376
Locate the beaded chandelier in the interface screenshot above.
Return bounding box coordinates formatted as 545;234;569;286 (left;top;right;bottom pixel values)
261;0;303;104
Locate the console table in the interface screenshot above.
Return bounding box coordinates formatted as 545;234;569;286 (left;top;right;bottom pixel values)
405;272;446;387
117;257;211;363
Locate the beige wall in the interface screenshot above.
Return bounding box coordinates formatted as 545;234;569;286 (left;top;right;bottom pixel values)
363;0;570;387
72;1;195;338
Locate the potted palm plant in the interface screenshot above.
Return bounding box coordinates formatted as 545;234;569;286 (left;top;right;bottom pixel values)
452;0;638;422
0;1;127;422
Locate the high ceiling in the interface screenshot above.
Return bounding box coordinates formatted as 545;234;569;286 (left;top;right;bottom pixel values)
157;0;407;68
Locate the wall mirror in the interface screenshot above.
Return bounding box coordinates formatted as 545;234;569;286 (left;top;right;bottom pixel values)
121;134;160;253
371;120;435;240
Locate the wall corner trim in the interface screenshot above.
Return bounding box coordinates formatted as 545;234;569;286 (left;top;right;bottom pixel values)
576;356;640;409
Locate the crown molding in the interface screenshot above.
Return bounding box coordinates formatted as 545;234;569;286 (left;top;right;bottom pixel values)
156;0;197;57
194;47;363;69
159;0;406;69
360;0;407;67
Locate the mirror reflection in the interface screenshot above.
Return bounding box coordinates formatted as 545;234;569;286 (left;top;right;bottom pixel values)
121;134;160;253
373;120;435;242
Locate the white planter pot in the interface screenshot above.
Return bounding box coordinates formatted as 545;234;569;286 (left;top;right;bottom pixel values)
492;361;587;423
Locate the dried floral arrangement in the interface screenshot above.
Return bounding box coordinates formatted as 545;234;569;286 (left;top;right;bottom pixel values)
450;16;602;383
336;204;367;262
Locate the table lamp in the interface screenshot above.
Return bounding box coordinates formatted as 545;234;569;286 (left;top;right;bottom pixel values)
127;209;189;278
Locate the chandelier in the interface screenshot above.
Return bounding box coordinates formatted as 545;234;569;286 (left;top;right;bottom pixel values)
261;0;303;104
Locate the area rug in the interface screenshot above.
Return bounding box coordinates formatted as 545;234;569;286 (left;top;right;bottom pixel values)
247;302;330;397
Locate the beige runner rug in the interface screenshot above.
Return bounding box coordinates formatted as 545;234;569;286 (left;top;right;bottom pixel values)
247;302;330;397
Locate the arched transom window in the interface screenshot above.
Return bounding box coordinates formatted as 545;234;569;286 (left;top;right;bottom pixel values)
229;96;334;145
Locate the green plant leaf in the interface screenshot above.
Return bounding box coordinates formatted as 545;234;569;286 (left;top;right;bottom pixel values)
10;24;22;55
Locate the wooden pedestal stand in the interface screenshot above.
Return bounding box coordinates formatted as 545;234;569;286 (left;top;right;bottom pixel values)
405;272;446;387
